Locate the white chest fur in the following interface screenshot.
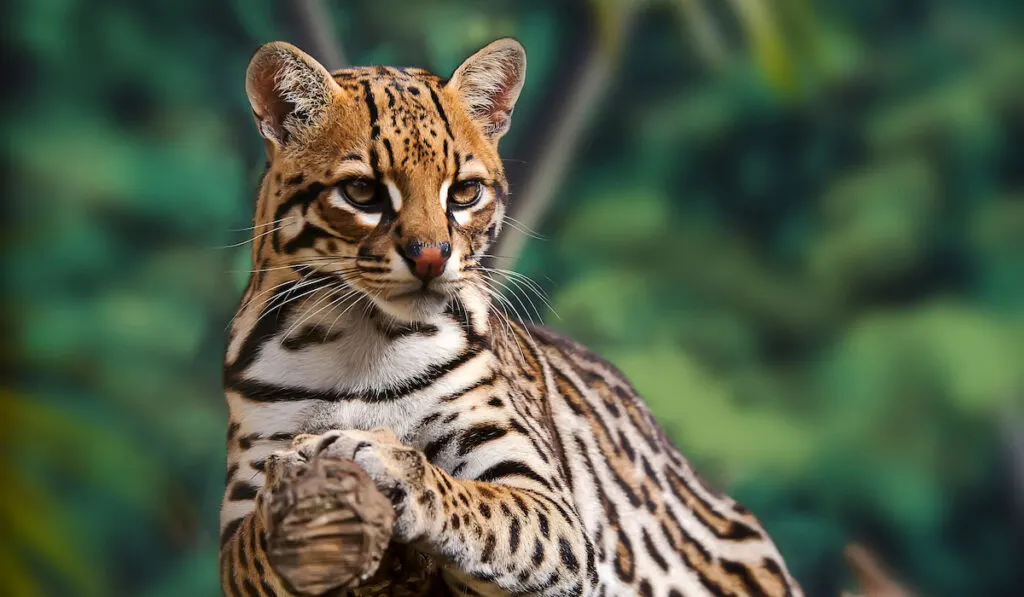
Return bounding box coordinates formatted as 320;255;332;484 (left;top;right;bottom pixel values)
228;300;492;443
247;304;467;393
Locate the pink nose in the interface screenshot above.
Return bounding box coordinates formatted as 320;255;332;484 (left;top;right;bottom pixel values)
402;240;451;281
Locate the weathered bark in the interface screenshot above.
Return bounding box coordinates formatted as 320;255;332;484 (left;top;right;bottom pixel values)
264;457;396;594
264;456;449;596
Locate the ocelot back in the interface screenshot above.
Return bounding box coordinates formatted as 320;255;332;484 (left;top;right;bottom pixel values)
220;38;804;597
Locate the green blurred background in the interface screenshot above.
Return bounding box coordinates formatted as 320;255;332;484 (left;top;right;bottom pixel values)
3;0;1023;595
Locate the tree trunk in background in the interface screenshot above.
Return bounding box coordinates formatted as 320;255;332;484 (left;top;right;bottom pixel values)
494;0;642;270
1003;405;1024;523
281;0;347;70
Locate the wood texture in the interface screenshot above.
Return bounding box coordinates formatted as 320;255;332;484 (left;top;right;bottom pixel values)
265;457;395;595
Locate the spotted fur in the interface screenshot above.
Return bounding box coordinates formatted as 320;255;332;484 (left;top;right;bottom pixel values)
220;39;804;597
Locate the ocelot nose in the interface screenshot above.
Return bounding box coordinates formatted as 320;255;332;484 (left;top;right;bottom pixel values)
401;239;451;282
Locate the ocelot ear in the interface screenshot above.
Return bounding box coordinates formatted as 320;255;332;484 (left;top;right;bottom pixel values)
447;38;527;141
246;42;337;148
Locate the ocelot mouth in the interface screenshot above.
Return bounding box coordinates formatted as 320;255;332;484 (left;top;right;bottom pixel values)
388;276;454;300
389;286;445;300
373;285;451;323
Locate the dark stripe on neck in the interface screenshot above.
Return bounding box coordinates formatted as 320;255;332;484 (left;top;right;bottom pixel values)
223;277;333;382
281;324;344;351
444;296;475;336
374;319;440;341
227;338;485;403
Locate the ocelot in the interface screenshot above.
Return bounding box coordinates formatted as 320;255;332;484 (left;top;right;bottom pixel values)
219;38;803;597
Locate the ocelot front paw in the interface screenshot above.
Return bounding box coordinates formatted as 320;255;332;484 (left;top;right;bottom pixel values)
292;429;434;542
260;448;395;595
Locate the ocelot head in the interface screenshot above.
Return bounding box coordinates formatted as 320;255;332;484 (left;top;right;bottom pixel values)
244;38;526;322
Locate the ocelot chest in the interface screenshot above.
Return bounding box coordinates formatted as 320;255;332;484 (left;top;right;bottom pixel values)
235;304;496;447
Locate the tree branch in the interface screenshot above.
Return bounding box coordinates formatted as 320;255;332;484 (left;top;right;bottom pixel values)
493;1;642;269
280;0;347;70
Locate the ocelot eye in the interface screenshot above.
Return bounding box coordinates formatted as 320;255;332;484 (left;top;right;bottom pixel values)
338;178;382;209
449;179;483;208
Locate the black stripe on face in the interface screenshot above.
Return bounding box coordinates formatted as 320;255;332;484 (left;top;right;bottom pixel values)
428;86;454;139
362;79;380;140
272;183;327;227
270;182;330;252
281;222;330;254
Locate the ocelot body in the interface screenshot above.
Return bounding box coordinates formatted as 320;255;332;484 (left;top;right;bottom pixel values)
220;38;803;597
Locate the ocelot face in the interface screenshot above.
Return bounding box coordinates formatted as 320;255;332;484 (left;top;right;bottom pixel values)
245;41;525;322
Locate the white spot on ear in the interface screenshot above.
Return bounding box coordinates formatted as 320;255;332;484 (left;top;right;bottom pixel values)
385;178;403;212
439;179;451;211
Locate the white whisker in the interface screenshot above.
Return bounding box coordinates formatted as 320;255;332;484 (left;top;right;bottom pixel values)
225;215;298;233
214;222;287;249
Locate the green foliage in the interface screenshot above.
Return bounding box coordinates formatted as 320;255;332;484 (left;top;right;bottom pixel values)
3;0;1022;595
